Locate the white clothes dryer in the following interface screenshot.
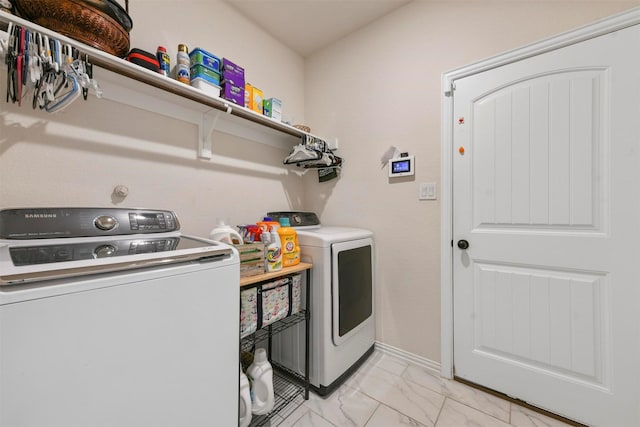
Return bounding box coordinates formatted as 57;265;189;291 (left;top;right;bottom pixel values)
268;212;375;396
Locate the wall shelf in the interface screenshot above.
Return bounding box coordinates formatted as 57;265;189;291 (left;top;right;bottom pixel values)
0;11;329;157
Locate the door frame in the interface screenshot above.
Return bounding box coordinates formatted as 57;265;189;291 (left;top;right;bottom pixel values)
439;7;640;379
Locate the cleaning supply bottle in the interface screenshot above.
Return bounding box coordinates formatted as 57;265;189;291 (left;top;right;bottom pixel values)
239;364;252;427
278;217;300;267
209;219;243;245
257;217;280;236
246;348;275;415
156;45;170;77
176;43;190;84
265;230;282;272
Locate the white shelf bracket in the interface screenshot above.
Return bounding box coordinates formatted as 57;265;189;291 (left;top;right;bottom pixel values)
199;105;233;159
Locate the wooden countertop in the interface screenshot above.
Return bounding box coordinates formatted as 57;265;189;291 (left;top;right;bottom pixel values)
240;262;312;287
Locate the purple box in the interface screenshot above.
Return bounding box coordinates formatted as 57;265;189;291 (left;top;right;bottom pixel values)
222;75;245;88
222;58;245;86
222;71;244;87
221;82;244;106
222;58;244;75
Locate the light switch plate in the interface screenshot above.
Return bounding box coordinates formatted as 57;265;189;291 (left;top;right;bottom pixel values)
419;182;437;200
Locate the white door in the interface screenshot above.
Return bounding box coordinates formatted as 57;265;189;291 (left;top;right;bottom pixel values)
453;25;640;427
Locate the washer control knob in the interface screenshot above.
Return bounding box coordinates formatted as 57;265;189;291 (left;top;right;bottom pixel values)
94;244;116;258
95;215;117;231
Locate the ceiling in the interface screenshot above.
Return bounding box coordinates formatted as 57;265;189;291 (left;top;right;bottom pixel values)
223;0;413;57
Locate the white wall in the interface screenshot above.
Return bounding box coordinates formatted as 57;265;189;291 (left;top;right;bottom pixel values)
0;0;306;237
304;1;639;363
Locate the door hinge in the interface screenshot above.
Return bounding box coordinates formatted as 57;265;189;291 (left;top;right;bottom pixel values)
444;82;456;97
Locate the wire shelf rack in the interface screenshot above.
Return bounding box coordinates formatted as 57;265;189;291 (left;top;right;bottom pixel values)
248;366;307;427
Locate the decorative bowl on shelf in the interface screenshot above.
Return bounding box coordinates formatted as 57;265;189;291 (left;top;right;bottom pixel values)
293;124;311;133
14;0;133;58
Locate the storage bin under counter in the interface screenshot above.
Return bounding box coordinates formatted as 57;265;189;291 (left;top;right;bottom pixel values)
239;263;312;338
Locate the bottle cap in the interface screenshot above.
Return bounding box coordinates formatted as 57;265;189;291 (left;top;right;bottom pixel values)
157;46;166;53
178;44;189;53
279;218;290;226
254;348;267;363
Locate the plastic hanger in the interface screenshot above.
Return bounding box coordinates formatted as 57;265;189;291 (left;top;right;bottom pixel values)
45;72;79;113
301;152;343;169
283;144;322;165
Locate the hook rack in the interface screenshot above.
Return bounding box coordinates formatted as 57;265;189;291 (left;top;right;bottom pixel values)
283;134;342;172
1;20;100;112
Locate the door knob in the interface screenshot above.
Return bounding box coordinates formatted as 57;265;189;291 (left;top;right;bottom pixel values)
457;240;469;250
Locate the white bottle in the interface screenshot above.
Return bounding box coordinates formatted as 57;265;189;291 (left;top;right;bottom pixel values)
176;44;190;84
239;364;252;427
246;348;275;415
265;231;282;272
209;219;243;245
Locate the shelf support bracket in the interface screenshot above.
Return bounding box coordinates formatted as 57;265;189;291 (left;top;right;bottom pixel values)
199;112;217;159
198;105;234;159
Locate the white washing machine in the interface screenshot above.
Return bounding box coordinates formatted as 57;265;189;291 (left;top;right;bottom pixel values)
0;207;240;426
268;211;375;396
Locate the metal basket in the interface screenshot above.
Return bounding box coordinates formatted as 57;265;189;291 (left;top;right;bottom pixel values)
14;0;132;58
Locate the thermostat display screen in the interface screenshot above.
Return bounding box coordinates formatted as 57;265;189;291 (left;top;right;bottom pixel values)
388;156;415;177
392;160;411;173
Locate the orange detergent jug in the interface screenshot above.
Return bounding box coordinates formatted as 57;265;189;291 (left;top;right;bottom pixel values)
277;217;300;267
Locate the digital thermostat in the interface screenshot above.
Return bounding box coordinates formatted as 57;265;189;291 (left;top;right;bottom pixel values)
388;155;415;177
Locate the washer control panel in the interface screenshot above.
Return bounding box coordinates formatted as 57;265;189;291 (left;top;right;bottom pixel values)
266;211;320;227
0;208;180;239
95;215;118;231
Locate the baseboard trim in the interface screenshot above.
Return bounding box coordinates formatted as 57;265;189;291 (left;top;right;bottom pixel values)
374;341;441;375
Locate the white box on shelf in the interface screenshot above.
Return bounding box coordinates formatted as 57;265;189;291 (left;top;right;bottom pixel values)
190;77;221;98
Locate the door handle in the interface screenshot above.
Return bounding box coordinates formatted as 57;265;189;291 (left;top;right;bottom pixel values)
457;240;469;250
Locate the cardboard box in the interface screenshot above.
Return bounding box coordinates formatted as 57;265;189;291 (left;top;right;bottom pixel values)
221;58;245;87
221;58;244;77
244;83;252;108
250;86;263;114
263;98;282;121
222;82;244;106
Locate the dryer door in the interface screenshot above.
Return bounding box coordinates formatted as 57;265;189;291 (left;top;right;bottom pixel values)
331;237;374;346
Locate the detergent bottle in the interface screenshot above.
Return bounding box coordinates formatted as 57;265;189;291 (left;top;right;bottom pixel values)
265;231;282;272
239;364;252;427
247;348;275;415
209;219;243;245
278;218;300;267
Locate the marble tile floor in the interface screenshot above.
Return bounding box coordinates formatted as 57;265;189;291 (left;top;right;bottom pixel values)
270;351;577;427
